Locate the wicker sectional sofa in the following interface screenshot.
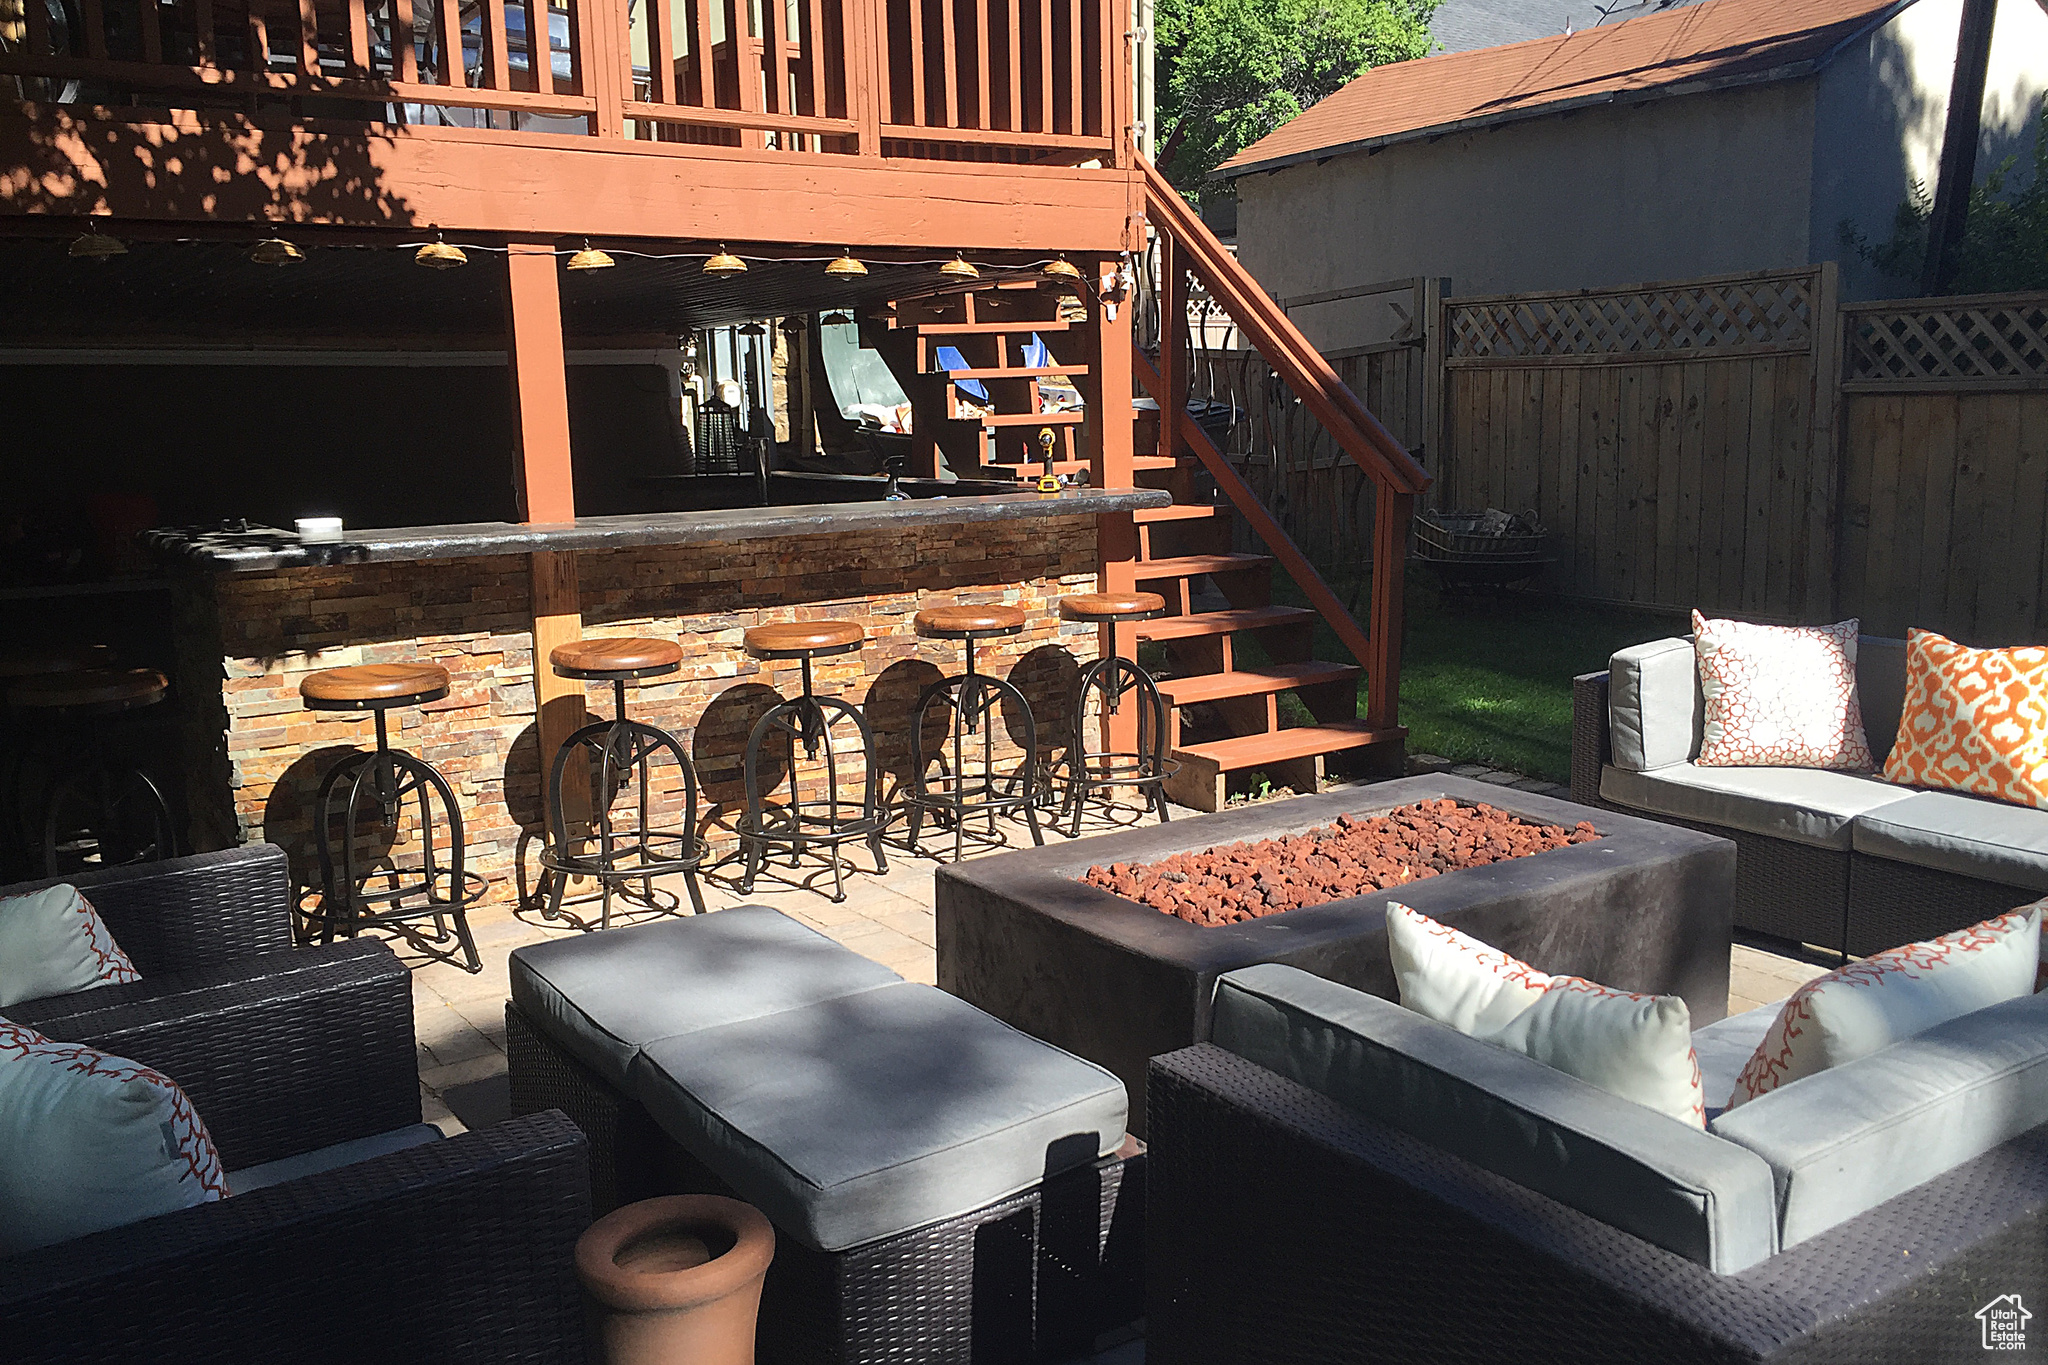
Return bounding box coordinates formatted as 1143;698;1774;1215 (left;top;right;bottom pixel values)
1573;634;2048;956
1146;963;2048;1364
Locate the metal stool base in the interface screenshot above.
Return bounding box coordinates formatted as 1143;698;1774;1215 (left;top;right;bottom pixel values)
740;690;886;904
306;735;485;973
905;654;1045;863
537;705;707;933
1057;654;1177;838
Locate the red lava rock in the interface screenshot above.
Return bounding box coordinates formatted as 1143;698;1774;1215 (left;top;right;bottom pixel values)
1080;799;1601;927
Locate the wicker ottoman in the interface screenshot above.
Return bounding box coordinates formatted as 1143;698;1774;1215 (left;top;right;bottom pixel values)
505;907;1144;1365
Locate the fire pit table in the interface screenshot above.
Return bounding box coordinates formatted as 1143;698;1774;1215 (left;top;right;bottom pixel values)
936;774;1733;1133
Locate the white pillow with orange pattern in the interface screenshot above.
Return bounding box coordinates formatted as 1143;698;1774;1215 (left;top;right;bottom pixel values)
1691;611;1875;769
1387;904;1704;1127
1883;629;2048;809
1727;904;2042;1110
0;883;141;1009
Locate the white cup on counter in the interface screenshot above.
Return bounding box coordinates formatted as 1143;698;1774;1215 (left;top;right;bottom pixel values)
296;517;345;543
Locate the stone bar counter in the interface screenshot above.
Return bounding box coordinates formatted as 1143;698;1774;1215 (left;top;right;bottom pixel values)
148;488;1170;906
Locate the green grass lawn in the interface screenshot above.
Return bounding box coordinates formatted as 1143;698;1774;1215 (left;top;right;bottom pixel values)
1269;576;1685;783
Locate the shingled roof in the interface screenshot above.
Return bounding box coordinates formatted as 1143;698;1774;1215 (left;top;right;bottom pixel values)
1215;0;1911;178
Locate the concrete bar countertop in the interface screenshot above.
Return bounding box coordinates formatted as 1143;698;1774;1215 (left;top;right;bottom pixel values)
143;486;1172;574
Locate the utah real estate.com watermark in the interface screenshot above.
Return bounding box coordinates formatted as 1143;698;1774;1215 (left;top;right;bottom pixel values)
1979;1295;2032;1351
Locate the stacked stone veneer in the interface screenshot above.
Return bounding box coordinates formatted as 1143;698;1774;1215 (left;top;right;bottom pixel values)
185;515;1100;904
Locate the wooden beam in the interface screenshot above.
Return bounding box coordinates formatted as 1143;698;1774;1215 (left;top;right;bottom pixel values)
0;108;1134;248
506;241;576;523
1921;0;1998;295
505;242;589;831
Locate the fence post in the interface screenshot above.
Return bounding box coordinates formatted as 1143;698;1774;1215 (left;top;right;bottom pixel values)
1420;276;1448;503
1808;260;1843;620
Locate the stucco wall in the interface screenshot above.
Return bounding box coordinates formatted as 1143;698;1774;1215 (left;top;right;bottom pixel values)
1815;0;2048;300
1232;80;1817;325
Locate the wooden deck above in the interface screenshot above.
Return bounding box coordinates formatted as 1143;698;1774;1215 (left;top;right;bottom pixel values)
0;0;1136;245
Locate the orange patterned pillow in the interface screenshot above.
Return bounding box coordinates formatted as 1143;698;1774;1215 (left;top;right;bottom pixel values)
1884;630;2048;809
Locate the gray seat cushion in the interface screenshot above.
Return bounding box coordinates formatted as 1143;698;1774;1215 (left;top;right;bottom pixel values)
1850;790;2048;893
509;907;902;1085
1608;637;1703;773
627;982;1128;1253
1210;964;1779;1273
1601;762;1915;850
227;1123;444;1195
1712;991;2048;1247
1691;1003;1781;1120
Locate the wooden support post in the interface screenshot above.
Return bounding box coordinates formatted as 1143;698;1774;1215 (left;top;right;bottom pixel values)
1089;259;1141;755
1366;487;1411;740
1808;260;1845;621
1920;0;1998;296
505;242;590;830
1419;276;1448;476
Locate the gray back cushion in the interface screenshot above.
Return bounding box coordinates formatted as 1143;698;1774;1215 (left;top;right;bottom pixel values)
1712;990;2048;1247
627;982;1127;1253
1608;637;1702;771
1856;636;1906;765
509;906;902;1086
1210;964;1779;1273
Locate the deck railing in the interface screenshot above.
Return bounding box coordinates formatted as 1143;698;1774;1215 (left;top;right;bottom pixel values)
0;0;1123;162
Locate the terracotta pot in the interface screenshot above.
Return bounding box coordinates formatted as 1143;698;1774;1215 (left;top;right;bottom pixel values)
576;1195;775;1365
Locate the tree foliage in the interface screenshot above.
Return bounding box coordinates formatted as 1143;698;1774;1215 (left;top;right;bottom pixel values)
1154;0;1438;191
1840;98;2048;294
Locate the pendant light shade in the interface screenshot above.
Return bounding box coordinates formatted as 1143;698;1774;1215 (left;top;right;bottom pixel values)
825;249;867;277
703;244;748;275
416;237;468;269
566;241;616;271
68;229;127;260
939;253;979;279
248;238;304;265
1041;254;1082;282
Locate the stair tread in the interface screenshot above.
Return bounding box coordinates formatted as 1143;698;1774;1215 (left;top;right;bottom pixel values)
1157;662;1360;704
1137;606;1315;640
1131;455;1180;471
1177;721;1400;768
1134;553;1274;577
917;320;1072;335
1132;503;1226;523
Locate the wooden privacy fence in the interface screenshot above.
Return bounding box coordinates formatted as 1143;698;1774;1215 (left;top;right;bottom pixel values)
1425;267;2048;645
1837;294;2048;641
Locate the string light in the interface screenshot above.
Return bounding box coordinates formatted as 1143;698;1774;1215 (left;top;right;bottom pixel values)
824;249;867;277
248;238;304;265
939;253;979;279
416;234;467;269
702;244;748;275
1041;254;1082;281
68;225;127;260
565;239;615;271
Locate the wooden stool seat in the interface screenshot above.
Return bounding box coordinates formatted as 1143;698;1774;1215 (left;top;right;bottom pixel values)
7;668;166;712
744;621;865;660
1060;593;1166;624
914;605;1027;640
551;637;683;679
0;643;115;681
301;662;451;710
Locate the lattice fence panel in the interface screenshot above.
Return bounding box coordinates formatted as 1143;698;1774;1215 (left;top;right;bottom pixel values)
1448;271;1816;360
1843;295;2048;388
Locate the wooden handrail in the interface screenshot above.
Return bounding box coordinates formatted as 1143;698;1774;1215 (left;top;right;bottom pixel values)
1137;156;1431;497
1134;348;1376;669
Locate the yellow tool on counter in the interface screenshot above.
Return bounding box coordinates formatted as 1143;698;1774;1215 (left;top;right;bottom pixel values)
1035;427;1063;492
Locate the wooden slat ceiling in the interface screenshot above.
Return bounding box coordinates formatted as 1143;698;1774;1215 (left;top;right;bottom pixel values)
2;235;1049;343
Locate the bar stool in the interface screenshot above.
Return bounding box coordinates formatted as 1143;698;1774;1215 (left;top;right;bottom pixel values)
537;636;707;931
0;644;117;879
904;603;1045;862
301;661;485;973
1055;592;1178;836
738;621;888;904
6;665;177;876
